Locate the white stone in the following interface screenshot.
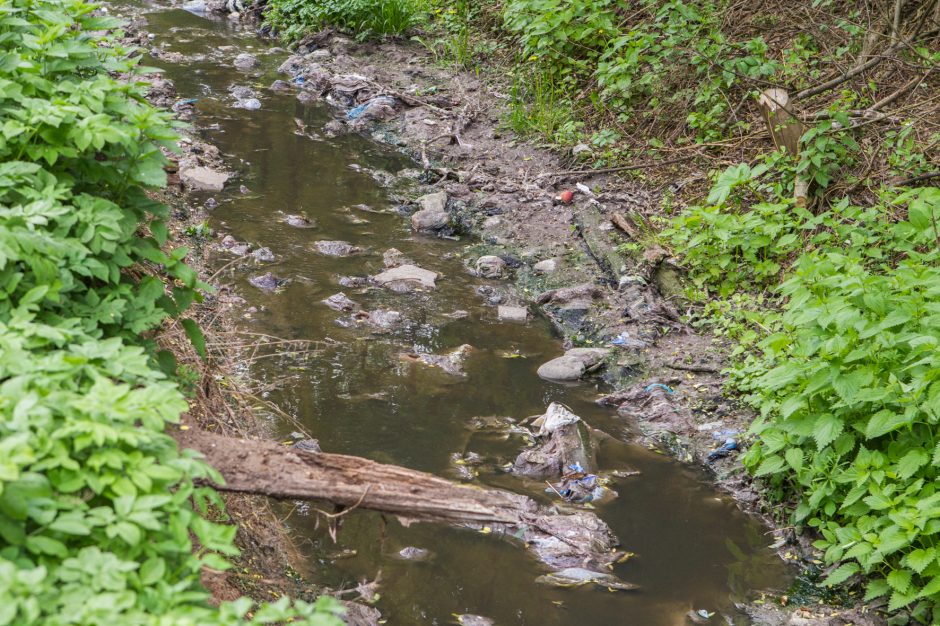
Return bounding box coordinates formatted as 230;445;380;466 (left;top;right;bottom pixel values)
497;306;528;323
180;166;229;191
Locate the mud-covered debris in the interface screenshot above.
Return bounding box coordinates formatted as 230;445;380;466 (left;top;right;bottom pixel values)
322;119;346;136
532;402;581;435
220;235;249;256
397;546;431;561
338;275;369;288
401;344;473;376
315;240;362;256
536;283;602;305
341;601;382;626
571;143;593;158
230;85;255;100
382;248;413;268
598;381;684;421
373;264;438;291
513;404;594;479
270;79;291;92
236;98;261;110
515;509;624;570
536;348;609;381
456;615;494;626
276;55;305;75
248;272;287;292
251;247;275;263
284;214;315;228
445;309;470;319
233;52;259;70
180;165;229;191
323;292;359;312
497;305;528;323
535;567;637;591
548;462;616;504
347;96;398;122
475;255;507;279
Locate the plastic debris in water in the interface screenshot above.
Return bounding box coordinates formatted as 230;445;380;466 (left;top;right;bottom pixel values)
546;463;611;504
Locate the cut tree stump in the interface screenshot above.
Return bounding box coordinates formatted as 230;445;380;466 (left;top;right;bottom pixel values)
178;429;630;572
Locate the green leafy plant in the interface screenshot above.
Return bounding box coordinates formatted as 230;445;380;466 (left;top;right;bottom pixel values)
265;0;423;42
0;2;343;624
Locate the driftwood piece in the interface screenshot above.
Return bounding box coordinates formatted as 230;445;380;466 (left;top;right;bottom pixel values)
758;88;803;156
178;429;628;571
758;88;810;206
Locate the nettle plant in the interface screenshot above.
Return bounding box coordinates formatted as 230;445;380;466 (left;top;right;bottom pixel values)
742;188;940;620
0;1;342;624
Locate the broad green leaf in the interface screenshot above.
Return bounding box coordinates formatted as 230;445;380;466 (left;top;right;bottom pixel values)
822;562;858;586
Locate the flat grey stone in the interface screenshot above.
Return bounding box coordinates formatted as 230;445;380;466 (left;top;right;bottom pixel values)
180;166;229;191
497;305;528;323
373;264;438;290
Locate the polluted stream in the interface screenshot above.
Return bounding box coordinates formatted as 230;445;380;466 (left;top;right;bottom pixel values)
136;5;791;624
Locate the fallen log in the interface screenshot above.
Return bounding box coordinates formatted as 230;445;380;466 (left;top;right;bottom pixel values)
178;429;630;572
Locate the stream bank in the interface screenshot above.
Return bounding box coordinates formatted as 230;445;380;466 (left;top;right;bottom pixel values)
117;1;878;624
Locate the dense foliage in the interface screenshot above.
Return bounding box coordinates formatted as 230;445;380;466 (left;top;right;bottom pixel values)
666;159;940;619
0;1;342;623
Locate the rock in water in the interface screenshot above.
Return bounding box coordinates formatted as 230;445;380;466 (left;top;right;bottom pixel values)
410;207;450;232
248;272;286;292
251;247;275;263
382;248;412;268
322;293;359;312
497;305;528;323
284;214;314;228
314;240;361;256
536;347;609;381
180;166;229;191
372;264;438;291
233;52;259;69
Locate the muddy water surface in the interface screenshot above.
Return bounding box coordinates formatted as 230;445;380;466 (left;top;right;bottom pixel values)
136;5;790;624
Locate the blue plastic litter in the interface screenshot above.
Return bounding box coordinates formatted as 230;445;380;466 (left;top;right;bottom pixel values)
346;96;397;120
546;463;608;503
291;75;305;85
706;438;739;462
610;332;631;346
178;98;198;104
644;383;675;394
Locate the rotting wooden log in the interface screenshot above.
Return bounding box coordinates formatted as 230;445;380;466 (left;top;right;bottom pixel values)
179;429;532;524
177;429;629;572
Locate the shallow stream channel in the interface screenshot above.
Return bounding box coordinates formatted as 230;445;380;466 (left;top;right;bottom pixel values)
132;4;791;623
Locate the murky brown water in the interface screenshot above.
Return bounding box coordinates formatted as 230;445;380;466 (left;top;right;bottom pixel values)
134;5;790;624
